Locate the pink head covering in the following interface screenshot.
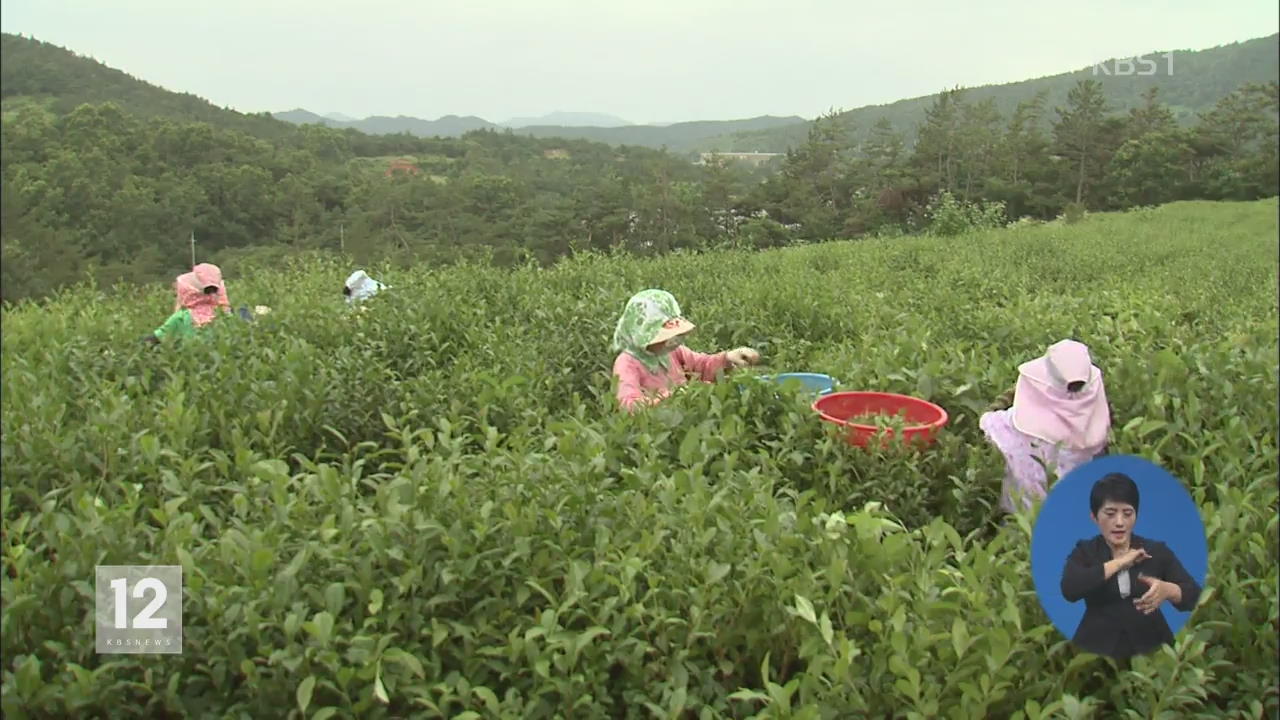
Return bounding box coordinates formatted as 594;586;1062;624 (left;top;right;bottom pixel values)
173;263;231;326
1011;339;1110;450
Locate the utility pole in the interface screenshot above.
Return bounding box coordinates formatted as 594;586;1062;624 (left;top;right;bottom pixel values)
190;231;196;267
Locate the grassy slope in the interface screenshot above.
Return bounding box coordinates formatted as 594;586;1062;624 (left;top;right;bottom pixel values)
2;200;1276;716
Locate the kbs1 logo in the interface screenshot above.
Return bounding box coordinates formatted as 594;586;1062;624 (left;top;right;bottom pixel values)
1092;52;1174;76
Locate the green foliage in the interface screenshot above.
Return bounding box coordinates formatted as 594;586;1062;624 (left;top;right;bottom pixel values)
735;217;795;249
2;200;1277;718
923;191;1008;237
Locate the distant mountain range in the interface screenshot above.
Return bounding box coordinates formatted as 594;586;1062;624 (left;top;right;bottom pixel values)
272;109;499;137
502;111;632;128
286;110;636;129
269;108;807;153
271;34;1278;153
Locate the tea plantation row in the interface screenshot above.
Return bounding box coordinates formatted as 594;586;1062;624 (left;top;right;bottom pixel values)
2;199;1277;718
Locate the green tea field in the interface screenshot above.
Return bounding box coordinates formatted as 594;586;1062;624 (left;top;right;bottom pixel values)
2;199;1278;718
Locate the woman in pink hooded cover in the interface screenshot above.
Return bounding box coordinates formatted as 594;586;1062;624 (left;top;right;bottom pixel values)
980;339;1114;514
144;264;242;344
174;264;231;316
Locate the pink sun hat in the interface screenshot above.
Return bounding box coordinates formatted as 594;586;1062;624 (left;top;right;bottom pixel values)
1011;339;1111;450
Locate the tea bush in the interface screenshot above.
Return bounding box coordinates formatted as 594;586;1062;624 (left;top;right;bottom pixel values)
923;191;1008;237
1061;203;1087;225
3;199;1277;718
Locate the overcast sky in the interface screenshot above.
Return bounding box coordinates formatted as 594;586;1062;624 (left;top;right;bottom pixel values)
3;0;1276;124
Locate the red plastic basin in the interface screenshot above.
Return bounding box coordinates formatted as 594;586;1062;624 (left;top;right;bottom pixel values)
812;391;949;449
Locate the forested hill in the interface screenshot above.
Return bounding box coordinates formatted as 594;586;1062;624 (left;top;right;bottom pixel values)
700;34;1280;153
0;33;294;140
0;32;804;154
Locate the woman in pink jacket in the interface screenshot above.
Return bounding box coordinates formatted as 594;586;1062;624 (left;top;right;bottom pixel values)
611;289;761;412
980;339;1114;513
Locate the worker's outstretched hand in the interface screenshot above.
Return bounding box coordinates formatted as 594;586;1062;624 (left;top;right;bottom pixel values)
725;347;761;368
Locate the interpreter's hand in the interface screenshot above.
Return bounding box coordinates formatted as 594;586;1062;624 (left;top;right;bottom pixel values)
1133;575;1177;614
725;347;761;368
1115;547;1152;570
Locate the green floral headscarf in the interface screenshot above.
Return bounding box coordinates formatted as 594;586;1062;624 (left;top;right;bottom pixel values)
611;289;686;373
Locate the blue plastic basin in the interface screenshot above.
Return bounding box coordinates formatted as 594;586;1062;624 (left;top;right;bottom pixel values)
762;373;837;395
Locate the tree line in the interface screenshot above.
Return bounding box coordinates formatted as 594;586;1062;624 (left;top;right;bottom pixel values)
1;79;1276;303
740;81;1278;241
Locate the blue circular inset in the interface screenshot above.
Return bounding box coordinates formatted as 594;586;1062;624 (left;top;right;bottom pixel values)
1030;454;1208;656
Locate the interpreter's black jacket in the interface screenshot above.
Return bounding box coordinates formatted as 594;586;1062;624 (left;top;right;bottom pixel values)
1059;533;1201;659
